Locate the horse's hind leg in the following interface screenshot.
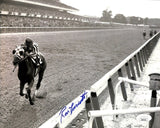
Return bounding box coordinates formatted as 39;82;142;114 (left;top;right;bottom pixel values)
37;70;45;90
26;88;34;105
35;70;44;96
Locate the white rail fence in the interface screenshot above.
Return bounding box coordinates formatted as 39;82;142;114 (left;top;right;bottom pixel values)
88;107;160;128
39;32;160;128
89;76;160;128
0;27;112;33
0;24;144;33
114;77;149;110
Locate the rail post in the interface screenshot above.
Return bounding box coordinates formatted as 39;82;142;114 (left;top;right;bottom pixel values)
143;47;147;64
137;52;143;71
149;90;157;128
140;50;145;67
86;98;97;128
118;69;127;101
148;42;152;56
125;62;134;91
88;92;104;128
150;37;157;53
149;41;153;55
108;78;115;109
145;43;150;59
129;59;136;80
141;50;145;68
143;47;147;63
134;55;140;77
152;100;160;128
148;73;160;128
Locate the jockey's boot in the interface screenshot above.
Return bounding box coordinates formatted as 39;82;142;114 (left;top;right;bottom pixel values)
39;57;43;65
37;55;42;64
35;57;40;67
36;56;42;67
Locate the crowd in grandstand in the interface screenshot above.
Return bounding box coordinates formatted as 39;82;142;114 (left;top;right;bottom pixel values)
0;0;104;28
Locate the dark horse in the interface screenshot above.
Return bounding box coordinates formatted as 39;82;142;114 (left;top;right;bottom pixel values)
143;30;146;39
12;45;47;105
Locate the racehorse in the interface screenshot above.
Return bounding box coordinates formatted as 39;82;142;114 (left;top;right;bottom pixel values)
12;45;47;105
150;30;153;38
143;30;146;39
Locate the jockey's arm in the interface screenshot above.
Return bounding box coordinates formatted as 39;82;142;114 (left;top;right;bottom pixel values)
28;43;39;57
21;42;39;57
33;42;39;54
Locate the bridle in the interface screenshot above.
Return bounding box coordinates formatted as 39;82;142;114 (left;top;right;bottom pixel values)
13;54;28;64
12;53;30;72
12;46;29;71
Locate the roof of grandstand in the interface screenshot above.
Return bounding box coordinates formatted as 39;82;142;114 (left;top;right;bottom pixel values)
4;0;79;12
31;0;79;11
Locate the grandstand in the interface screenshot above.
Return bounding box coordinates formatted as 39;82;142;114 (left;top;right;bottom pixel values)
0;0;139;33
0;0;101;28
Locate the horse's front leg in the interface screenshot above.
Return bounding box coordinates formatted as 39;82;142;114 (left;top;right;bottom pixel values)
27;80;34;105
20;81;25;96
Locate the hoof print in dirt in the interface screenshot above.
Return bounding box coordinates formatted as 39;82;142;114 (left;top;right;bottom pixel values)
36;92;47;99
57;87;63;91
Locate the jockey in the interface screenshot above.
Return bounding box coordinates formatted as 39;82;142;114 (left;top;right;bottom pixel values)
23;38;42;66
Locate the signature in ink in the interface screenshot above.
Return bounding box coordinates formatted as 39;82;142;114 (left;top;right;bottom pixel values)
59;91;88;123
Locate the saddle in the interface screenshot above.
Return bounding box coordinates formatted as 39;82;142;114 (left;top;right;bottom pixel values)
30;55;43;76
30;55;42;67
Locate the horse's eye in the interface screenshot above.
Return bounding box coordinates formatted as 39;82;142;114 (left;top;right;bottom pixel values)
19;51;24;56
12;50;16;54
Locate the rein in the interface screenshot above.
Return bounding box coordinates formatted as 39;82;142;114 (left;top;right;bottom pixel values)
12;55;29;72
14;55;29;64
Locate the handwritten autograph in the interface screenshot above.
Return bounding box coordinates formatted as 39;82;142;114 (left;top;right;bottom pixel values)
59;91;88;123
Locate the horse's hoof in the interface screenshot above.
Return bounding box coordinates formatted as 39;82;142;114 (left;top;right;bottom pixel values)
25;94;28;99
30;101;34;105
20;92;24;96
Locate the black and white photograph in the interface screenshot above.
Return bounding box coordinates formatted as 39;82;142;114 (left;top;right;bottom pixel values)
0;0;160;128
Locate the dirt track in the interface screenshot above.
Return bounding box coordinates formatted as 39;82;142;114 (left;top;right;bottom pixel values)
0;28;149;128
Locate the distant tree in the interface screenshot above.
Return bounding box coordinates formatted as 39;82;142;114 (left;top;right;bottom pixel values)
144;17;148;25
113;14;127;24
129;16;143;25
129;16;137;24
100;9;112;22
138;17;144;24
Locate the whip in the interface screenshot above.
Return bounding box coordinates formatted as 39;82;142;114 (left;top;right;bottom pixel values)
12;65;17;72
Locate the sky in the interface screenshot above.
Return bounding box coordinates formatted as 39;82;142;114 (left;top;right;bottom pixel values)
61;0;160;18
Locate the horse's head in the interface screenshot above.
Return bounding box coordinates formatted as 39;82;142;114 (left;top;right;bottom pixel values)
12;45;25;66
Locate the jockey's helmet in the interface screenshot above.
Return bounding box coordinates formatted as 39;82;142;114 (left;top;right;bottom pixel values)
25;38;33;47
